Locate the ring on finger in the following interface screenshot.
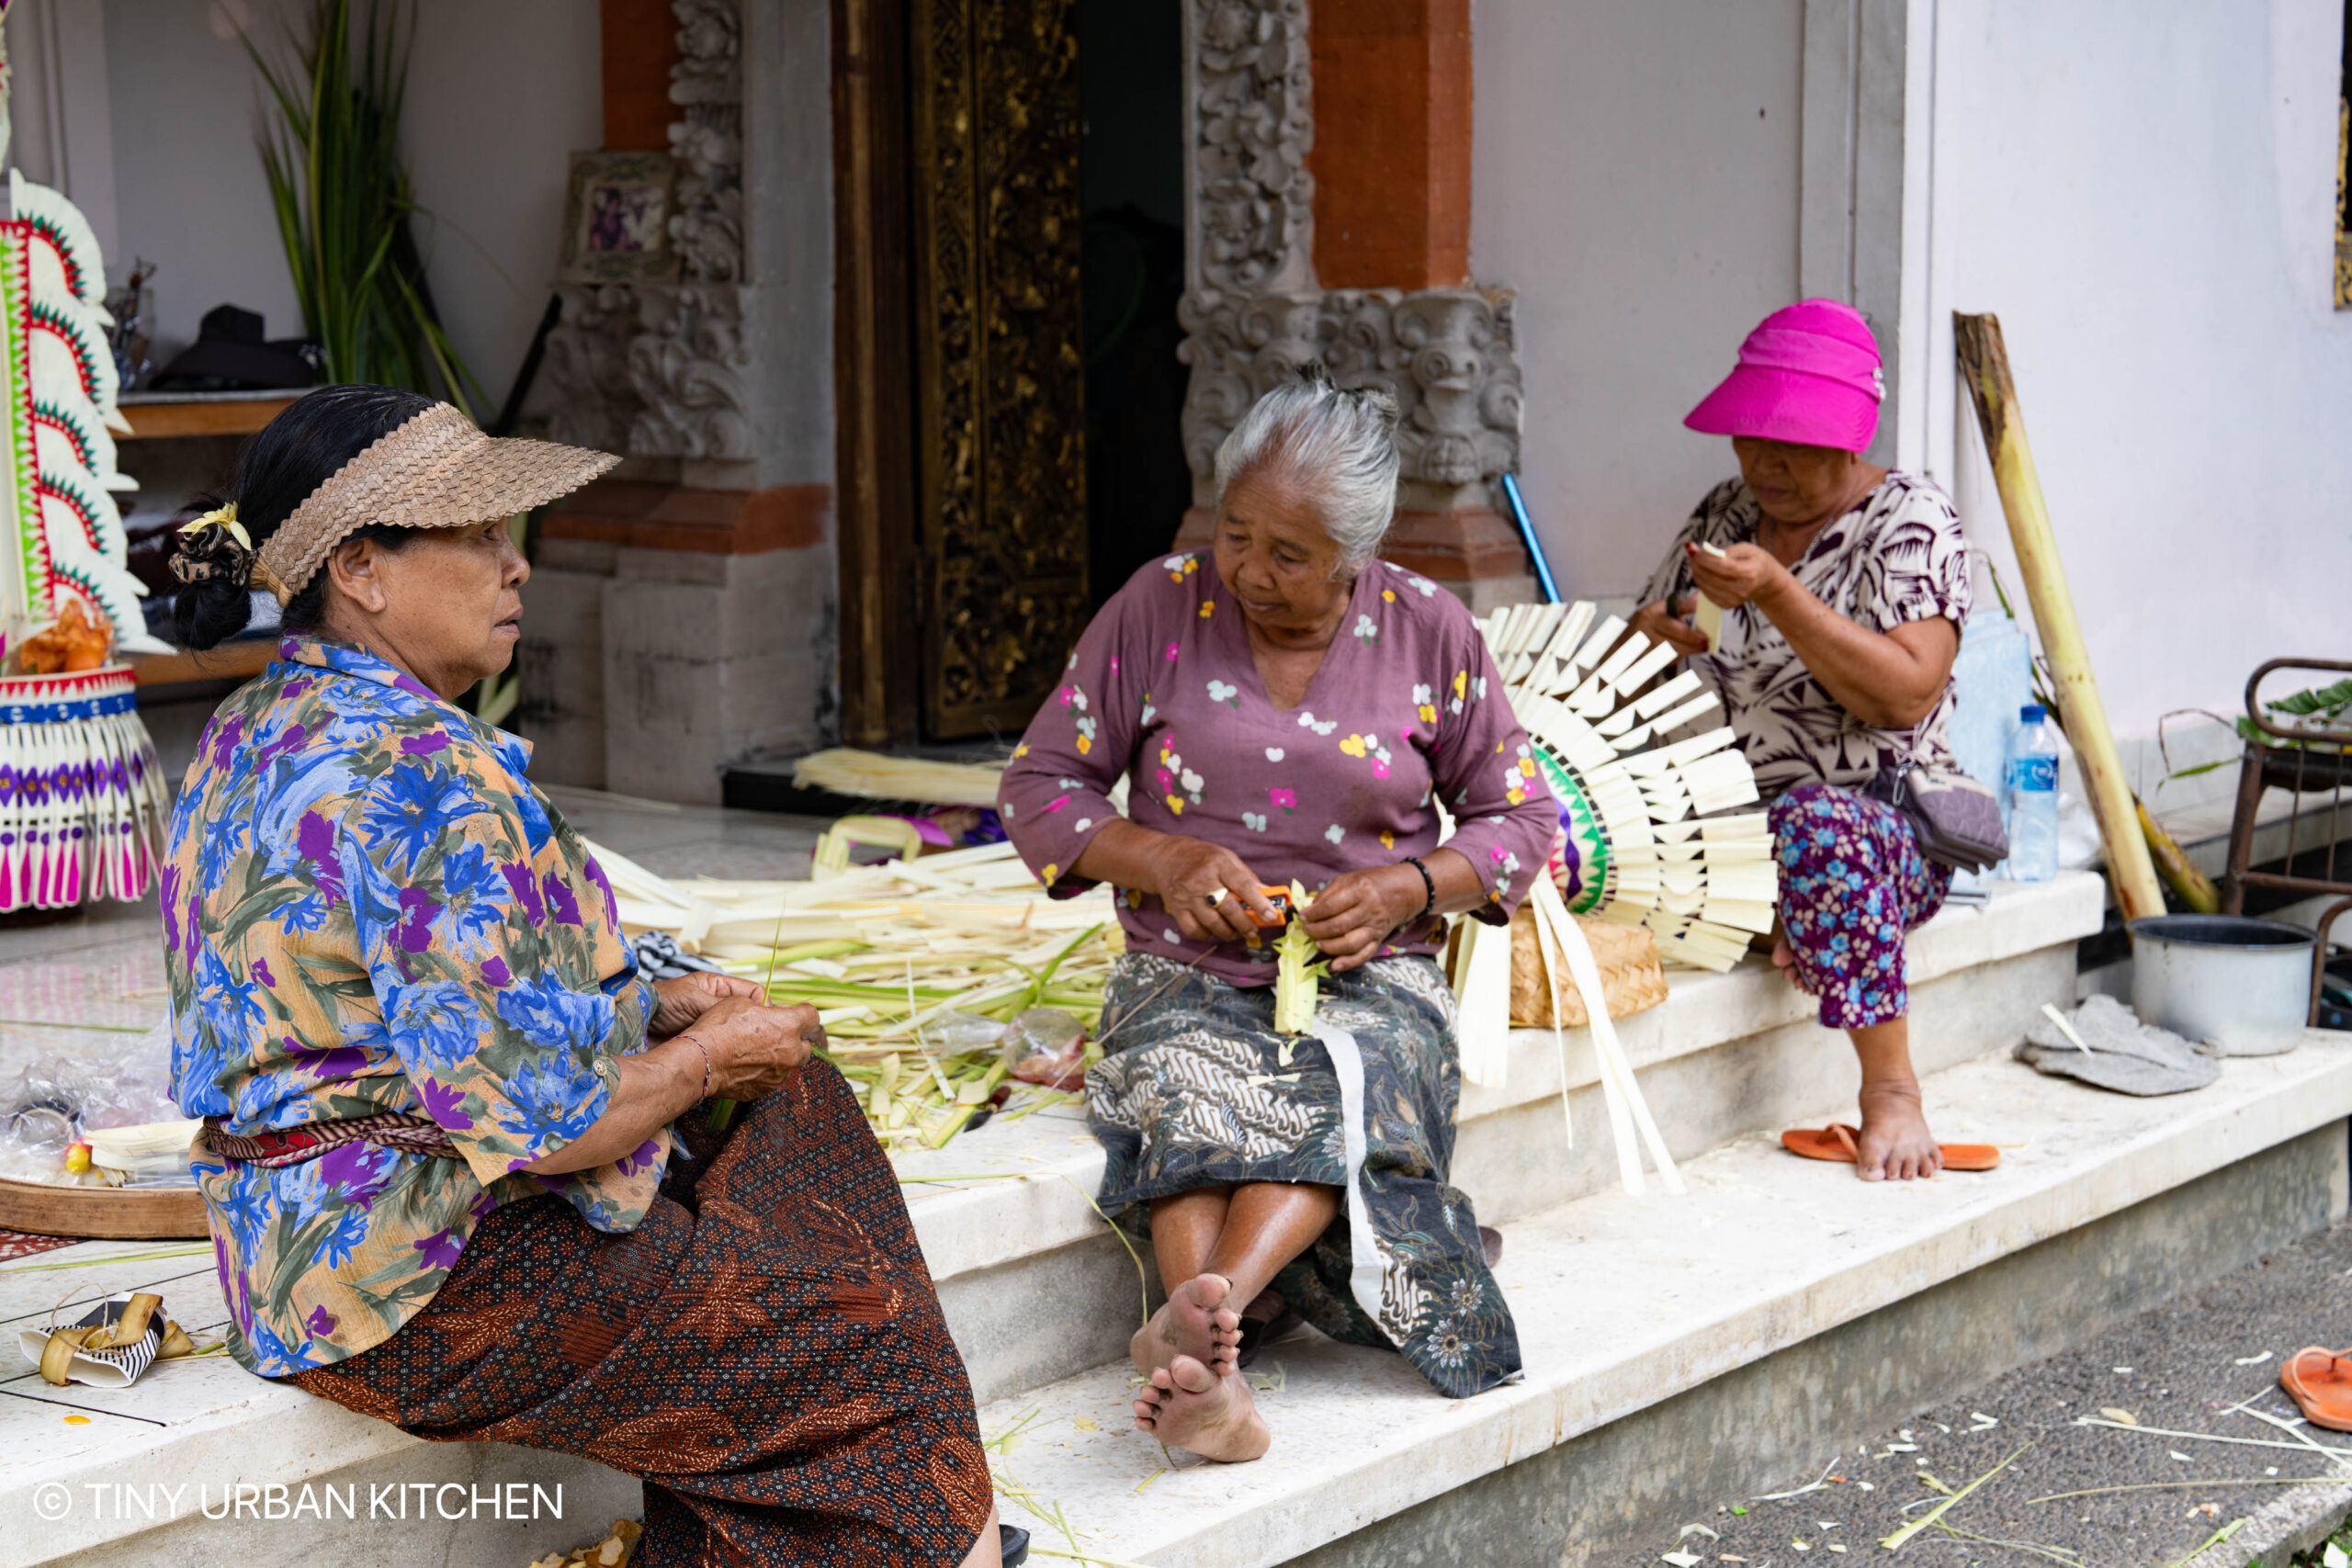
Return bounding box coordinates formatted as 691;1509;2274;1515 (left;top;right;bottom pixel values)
1205;889;1227;908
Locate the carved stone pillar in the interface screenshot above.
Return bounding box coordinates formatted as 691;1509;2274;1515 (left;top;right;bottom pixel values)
544;0;752;475
524;0;838;801
1174;0;1533;608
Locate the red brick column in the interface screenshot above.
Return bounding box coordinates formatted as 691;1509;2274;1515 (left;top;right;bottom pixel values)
1306;0;1473;291
601;0;684;151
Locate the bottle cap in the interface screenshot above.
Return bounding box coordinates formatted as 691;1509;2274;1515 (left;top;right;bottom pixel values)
2020;704;2045;724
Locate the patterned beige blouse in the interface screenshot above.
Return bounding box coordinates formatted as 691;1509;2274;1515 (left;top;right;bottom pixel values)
1641;473;1973;800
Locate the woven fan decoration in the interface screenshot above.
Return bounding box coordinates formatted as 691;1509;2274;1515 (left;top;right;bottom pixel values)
0;31;174;910
1442;601;1778;1195
1479;600;1775;970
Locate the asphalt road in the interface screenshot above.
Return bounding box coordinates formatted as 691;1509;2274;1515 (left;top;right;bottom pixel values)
1645;1218;2352;1568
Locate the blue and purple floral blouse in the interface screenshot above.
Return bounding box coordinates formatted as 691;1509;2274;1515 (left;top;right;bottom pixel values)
164;637;662;1375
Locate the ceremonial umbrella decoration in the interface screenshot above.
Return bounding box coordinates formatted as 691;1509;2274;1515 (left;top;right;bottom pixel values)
1445;601;1777;1194
0;13;174;910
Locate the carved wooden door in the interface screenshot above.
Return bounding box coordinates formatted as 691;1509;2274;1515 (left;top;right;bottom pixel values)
908;0;1089;739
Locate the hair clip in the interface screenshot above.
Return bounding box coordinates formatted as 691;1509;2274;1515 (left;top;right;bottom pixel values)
178;503;253;552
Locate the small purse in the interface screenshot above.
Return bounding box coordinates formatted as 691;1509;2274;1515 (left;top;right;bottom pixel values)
1865;761;2010;874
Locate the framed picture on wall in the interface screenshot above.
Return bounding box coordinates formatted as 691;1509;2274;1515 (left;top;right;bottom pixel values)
558;151;682;285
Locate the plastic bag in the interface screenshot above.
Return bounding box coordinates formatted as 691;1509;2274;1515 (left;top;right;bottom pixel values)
999;1007;1089;1091
0;1018;191;1187
918;1011;1009;1055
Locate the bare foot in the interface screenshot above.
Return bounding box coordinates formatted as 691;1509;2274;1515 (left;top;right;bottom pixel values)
1131;1273;1242;1380
1855;1081;1942;1182
1132;1354;1271;1461
1770;929;1811;993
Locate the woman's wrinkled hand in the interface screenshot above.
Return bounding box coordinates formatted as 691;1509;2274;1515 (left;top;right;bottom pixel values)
1147;835;1282;943
1303;865;1424;973
688;997;823;1103
1685;540;1788;612
1628;594;1708;658
650;971;763;1037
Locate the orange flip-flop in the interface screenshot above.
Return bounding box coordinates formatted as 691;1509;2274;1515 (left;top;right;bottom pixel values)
2281;1347;2352;1432
1781;1122;2001;1172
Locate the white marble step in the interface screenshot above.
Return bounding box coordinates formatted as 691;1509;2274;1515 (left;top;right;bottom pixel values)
0;874;2102;1565
911;874;2099;1399
979;1032;2352;1568
905;873;2100;1277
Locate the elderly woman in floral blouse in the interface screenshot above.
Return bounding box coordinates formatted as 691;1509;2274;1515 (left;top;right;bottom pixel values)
164;387;1006;1568
1631;299;1974;1185
1000;373;1558;1462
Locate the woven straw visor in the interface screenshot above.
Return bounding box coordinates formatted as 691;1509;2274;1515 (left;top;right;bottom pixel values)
256;403;619;597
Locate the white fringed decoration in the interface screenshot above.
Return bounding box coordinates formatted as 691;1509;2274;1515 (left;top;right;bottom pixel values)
1477;599;1776;974
0;667;168;910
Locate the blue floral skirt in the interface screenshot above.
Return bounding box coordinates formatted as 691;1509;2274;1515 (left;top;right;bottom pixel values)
1770;782;1954;1030
1087;953;1521;1399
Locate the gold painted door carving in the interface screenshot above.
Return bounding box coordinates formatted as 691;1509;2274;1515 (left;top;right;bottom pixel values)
908;0;1089;739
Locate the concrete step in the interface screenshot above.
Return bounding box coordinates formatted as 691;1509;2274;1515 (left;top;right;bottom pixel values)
1;873;2102;1566
978;1033;2352;1567
912;872;2101;1404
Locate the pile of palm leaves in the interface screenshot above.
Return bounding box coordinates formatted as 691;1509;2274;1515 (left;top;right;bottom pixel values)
589;840;1121;1153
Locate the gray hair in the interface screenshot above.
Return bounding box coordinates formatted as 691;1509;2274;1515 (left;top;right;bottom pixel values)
1212;372;1402;577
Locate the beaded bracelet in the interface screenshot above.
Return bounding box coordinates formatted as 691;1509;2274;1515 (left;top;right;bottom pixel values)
1401;855;1437;920
680;1034;713;1100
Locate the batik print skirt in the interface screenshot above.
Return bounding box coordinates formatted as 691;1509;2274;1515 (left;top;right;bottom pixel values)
288;1062;991;1568
1770;781;1955;1030
1088;952;1521;1399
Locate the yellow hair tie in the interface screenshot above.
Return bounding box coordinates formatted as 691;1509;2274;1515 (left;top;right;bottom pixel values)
178;504;253;552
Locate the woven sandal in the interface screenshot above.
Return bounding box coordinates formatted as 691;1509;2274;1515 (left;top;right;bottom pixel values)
2281;1347;2352;1432
1781;1122;2000;1172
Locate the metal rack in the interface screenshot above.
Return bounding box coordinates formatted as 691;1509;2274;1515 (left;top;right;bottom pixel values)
2220;658;2352;1022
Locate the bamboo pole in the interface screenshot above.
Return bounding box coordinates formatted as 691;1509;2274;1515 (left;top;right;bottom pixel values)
1953;313;2165;920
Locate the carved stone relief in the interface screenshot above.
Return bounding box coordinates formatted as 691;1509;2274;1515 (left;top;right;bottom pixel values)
1178;287;1522;493
542;0;750;464
1189;0;1314;295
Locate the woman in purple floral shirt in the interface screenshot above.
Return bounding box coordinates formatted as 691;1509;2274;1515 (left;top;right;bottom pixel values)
1001;374;1557;1461
164;388;1006;1568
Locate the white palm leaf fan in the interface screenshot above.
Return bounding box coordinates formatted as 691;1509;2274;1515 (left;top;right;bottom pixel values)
1480;599;1775;969
1447;600;1780;1195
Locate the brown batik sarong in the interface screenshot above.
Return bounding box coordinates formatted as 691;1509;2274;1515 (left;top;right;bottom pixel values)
289;1061;991;1567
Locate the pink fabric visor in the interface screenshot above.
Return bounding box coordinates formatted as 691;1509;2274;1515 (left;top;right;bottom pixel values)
1684;298;1885;453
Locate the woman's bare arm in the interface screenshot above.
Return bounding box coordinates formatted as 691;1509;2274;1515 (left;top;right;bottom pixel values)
521;997;820;1176
1689;543;1957;729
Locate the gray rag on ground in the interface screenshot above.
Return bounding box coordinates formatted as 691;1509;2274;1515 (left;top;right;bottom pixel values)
2013;993;2221;1096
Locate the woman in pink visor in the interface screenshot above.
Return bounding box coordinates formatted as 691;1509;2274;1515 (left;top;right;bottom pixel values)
1633;299;1973;1182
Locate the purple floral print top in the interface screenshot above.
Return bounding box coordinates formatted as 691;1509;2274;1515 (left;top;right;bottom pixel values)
1000;554;1560;987
164;637;663;1375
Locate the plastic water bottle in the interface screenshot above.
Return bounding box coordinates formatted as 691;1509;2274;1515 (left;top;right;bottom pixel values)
2006;704;2060;883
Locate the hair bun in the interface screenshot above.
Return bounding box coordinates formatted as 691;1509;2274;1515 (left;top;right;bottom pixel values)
167;505;257;591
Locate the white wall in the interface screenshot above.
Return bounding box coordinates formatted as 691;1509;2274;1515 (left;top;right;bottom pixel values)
1470;0;1806;602
103;0;305;361
405;0;601;408
91;0;595;401
1916;0;2352;750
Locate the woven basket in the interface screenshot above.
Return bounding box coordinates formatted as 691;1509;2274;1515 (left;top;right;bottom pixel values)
1508;904;1669;1028
0;664;169;910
